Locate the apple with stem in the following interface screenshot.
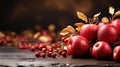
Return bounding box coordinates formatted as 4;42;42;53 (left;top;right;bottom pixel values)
91;41;112;59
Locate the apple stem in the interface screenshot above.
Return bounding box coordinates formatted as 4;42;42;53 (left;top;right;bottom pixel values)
96;17;98;21
95;44;99;48
109;17;112;22
88;19;89;24
88;18;98;24
88;18;92;24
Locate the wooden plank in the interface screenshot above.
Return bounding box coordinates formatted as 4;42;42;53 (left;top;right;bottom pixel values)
0;46;120;67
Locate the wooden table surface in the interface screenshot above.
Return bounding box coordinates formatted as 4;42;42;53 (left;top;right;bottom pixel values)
0;46;120;67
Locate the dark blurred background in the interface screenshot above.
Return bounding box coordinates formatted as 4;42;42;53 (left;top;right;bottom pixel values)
0;0;120;33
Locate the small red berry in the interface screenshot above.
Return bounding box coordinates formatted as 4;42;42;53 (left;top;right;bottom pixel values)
19;45;25;49
2;40;7;45
48;48;53;52
64;38;69;43
18;42;23;46
61;37;66;41
63;50;67;52
24;45;29;49
40;53;46;58
27;45;31;49
42;47;47;53
47;52;53;57
35;52;41;57
52;44;58;49
61;51;67;57
18;42;25;49
30;46;36;51
38;44;46;50
52;53;57;58
34;44;39;49
57;50;62;55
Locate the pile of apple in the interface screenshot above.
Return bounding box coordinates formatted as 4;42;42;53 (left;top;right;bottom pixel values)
60;7;120;62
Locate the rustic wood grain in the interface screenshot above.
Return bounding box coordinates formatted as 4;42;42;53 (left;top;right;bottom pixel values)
0;46;120;67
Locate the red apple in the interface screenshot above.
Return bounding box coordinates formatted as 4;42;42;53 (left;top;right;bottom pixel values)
98;24;118;43
113;45;120;62
111;19;120;33
98;22;110;28
67;35;89;57
80;24;98;41
67;45;72;55
91;41;112;59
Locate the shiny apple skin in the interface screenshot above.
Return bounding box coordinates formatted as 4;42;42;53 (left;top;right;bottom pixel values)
80;24;98;41
98;23;110;28
91;41;112;59
67;35;90;57
98;24;118;43
113;45;120;62
111;19;120;33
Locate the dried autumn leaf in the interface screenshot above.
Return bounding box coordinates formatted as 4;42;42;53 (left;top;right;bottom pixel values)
109;6;115;15
60;31;70;35
101;17;109;22
115;10;120;15
77;11;88;22
112;10;120;20
66;25;75;33
38;35;51;42
76;27;81;32
60;28;70;35
60;25;75;36
93;12;101;20
74;23;84;27
33;32;41;39
74;23;84;32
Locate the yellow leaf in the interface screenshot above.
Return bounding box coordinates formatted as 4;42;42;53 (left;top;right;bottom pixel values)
93;12;101;20
112;10;120;20
109;6;115;15
66;25;75;33
60;25;75;36
74;22;84;27
115;10;120;15
60;28;70;36
76;27;81;32
77;11;88;22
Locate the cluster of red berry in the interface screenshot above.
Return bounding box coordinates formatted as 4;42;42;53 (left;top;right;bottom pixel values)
18;42;67;58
